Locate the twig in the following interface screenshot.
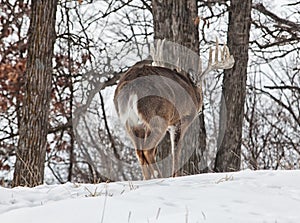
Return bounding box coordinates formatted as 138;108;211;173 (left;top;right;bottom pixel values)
100;184;109;223
156;207;161;220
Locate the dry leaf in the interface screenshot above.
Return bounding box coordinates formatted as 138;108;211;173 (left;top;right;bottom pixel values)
194;16;200;26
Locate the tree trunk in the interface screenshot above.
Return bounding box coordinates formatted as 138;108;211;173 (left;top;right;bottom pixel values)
13;0;58;187
214;0;252;172
152;0;207;177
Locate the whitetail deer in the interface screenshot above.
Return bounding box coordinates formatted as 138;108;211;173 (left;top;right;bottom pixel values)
114;39;234;179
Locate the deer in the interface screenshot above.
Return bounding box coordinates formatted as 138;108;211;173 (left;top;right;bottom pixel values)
114;38;234;180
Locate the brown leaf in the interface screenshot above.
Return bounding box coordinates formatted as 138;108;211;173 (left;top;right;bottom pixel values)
194;16;200;26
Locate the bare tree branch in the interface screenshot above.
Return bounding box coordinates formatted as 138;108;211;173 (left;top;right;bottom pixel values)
253;3;300;31
264;85;300;92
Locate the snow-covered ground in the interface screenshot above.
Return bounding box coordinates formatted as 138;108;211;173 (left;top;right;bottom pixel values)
1;170;300;223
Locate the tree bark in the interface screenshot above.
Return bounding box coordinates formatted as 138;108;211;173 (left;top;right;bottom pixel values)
152;0;207;176
214;0;252;172
13;0;58;187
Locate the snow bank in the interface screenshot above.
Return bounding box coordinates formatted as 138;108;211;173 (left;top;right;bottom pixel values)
1;170;300;223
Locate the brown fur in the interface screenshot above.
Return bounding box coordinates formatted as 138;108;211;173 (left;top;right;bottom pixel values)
114;64;203;179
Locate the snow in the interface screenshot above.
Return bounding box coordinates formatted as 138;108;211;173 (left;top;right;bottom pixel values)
1;170;300;223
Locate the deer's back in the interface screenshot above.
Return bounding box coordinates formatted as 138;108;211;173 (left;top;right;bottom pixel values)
114;65;202;127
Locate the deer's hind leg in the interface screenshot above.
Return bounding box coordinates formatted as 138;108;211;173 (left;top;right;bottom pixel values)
169;126;183;177
142;147;162;179
141;116;170;179
126;116;167;180
170;117;192;178
125;124;151;179
135;149;151;180
135;147;162;180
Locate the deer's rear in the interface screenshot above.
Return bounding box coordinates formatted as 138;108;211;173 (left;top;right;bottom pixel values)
114;65;202;179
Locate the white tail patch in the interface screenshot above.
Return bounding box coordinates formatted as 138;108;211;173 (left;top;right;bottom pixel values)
119;94;142;126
